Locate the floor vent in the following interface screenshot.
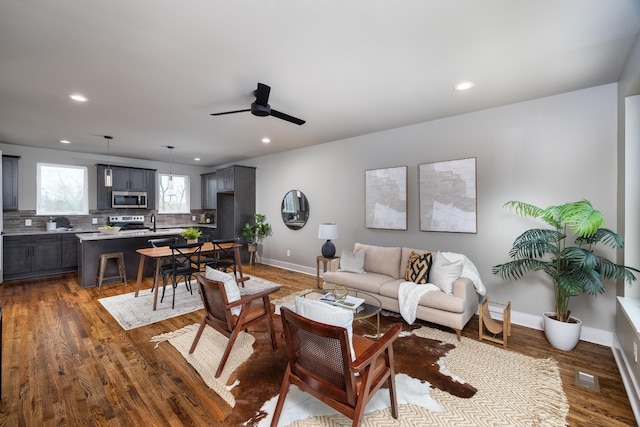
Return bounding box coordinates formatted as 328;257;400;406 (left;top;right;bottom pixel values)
575;369;600;392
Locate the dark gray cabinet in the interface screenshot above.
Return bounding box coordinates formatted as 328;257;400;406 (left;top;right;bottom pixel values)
201;172;217;209
216;165;255;262
96;164;156;210
2;155;19;211
112;166;146;191
3;234;65;279
217;167;235;193
61;234;79;269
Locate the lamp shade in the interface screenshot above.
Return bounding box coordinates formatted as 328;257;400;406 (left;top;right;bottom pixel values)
318;223;338;240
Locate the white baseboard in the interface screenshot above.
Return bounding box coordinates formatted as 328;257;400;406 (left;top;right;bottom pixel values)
259;258;615;347
612;335;640;425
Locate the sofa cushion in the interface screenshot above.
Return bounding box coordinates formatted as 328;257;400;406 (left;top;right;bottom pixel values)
338;249;365;273
400;247;434;274
354;243;402;278
323;271;394;294
405;251;432;284
429;252;463;294
379;279;466;313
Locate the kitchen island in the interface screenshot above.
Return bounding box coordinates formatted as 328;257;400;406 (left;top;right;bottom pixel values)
76;228;186;288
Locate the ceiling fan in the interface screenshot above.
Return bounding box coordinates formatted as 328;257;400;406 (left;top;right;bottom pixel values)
210;82;305;125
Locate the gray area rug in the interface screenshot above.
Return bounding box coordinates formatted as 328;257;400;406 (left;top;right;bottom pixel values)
99;282;202;330
99;276;283;330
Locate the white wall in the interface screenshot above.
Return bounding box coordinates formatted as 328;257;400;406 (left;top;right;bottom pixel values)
243;83;621;333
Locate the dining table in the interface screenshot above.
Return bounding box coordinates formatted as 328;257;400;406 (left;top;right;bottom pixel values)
134;241;244;311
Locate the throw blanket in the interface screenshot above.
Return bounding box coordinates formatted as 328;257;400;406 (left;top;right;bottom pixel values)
441;252;486;296
398;282;439;324
398;253;486;324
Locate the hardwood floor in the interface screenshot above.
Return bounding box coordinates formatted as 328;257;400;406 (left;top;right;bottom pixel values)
0;264;635;426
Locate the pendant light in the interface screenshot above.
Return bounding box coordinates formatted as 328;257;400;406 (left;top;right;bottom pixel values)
104;135;113;187
167;145;174;190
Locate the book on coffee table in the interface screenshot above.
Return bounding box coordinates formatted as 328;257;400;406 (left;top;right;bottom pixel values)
319;293;365;312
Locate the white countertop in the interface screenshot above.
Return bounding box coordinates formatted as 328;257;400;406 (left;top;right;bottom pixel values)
76;227;187;242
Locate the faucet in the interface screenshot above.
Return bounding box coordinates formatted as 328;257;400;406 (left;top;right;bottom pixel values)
151;213;156;232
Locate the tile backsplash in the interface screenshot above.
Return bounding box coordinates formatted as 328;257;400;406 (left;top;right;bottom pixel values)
2;209;212;234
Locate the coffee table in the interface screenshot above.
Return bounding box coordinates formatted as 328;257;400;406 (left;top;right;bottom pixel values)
303;288;383;338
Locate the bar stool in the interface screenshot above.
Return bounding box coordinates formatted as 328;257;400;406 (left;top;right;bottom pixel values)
97;252;127;291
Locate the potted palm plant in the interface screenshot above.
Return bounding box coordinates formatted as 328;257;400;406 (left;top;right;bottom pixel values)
241;213;271;263
492;200;638;350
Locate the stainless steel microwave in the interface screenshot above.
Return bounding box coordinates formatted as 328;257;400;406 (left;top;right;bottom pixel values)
112;191;147;209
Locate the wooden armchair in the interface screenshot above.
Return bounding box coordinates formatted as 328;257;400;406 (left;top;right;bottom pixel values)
271;307;402;427
189;272;279;378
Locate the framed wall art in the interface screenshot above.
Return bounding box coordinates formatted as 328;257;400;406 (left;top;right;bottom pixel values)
365;166;407;230
419;157;477;233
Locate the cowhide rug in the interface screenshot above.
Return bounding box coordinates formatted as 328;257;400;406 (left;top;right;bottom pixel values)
224;314;476;426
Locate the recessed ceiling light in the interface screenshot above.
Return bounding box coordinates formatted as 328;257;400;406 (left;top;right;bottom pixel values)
194;157;201;161
262;137;271;144
59;139;71;144
454;81;474;91
68;93;88;102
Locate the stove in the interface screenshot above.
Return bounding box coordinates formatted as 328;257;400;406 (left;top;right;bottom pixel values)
108;215;149;231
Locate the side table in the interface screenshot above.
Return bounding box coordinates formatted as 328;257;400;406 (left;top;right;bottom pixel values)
316;255;339;288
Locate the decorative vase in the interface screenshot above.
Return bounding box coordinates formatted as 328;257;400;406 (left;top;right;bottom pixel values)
186;239;197;244
542;312;582;351
46;222;56;231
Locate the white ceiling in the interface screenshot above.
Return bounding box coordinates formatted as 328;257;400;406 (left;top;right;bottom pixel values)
1;0;639;167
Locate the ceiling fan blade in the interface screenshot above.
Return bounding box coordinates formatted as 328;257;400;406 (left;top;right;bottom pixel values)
270;109;306;125
254;83;271;106
210;108;251;116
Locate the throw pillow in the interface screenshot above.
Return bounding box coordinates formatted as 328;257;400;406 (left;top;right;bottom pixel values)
294;296;356;360
205;266;241;315
429;252;463;295
405;251;432;284
338;249;365;274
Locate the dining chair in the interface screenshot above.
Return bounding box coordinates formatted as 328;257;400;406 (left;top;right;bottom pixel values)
160;242;202;309
189;271;279;378
271;306;401;427
148;237;178;293
208;238;240;277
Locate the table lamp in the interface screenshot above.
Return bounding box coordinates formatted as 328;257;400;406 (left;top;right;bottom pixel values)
318;223;338;258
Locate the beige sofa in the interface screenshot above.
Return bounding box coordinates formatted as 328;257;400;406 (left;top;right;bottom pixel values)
321;243;484;339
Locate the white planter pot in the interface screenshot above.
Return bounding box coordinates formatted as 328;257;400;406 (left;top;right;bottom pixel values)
542;312;582;351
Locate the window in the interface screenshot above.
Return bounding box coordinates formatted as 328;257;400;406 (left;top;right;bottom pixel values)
158;173;190;213
36;163;88;215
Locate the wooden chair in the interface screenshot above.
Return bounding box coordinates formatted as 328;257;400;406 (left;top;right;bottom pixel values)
189;272;279;378
159;242;202;309
271;307;401;427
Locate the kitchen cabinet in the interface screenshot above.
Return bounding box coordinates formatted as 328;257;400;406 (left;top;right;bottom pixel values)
216;166;235;193
96;164;156;210
201;172;217;209
3;234;64;279
112;166;146;191
2;155;19;211
216;165;255;262
61;233;79;269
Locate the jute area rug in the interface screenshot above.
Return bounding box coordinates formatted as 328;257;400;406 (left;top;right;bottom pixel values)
151;290;569;427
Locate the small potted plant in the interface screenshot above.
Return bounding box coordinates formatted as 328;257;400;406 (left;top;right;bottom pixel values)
241;213;271;263
181;227;202;244
493;200;639;350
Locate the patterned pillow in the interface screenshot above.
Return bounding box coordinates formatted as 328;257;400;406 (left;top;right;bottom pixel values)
405;251;432;284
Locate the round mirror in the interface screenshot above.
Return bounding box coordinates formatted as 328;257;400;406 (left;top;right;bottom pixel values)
281;190;310;230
